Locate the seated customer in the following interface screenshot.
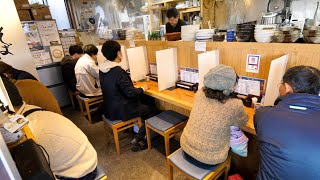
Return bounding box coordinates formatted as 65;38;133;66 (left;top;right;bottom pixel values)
0;61;37;81
99;40;158;152
75;44;102;97
254;66;320;179
61;45;83;92
2;77;98;179
180;65;248;165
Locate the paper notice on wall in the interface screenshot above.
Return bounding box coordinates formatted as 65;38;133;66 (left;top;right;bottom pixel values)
32;52;52;67
246;54;261;73
195;41;206;52
36;21;61;46
49;46;64;62
198;50;220;88
264;54;289;106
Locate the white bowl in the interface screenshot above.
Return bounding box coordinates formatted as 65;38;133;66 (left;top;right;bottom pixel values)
254;35;273;43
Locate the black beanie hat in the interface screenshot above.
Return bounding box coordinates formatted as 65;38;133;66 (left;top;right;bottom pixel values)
1;77;23;107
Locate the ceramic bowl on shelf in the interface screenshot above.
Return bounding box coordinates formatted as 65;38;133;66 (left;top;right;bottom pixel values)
212;34;225;41
254;34;273;43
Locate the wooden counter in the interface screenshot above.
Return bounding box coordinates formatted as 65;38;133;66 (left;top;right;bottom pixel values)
135;81;256;135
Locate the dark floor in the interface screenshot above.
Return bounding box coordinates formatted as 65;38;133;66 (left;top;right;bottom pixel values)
62;106;188;180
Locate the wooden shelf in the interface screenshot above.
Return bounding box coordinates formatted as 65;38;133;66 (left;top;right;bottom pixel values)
151;0;184;6
178;6;200;13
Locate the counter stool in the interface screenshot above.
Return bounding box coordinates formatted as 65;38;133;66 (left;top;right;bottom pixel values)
167;148;231;180
145;110;188;157
103;115;142;155
76;95;103;124
67;89;79;110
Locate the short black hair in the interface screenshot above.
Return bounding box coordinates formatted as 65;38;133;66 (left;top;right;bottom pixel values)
1;77;23;107
83;44;98;56
101;40;121;61
166;7;178;18
283;65;320;95
69;45;83;56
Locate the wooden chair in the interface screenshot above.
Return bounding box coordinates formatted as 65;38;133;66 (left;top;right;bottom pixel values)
67;89;79;110
103;115;142;155
145;110;188;157
15;80;62;115
76;95;103;124
167;148;231;180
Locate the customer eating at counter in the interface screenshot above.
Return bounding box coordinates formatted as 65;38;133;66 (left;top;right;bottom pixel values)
99;40;160;152
165;7;187;33
180;65;248;165
74;44;102;97
254;65;320;179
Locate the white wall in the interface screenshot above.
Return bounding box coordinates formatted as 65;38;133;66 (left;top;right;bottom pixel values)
0;0;39;79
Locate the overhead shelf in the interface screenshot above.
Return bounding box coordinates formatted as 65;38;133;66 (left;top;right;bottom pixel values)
178;6;201;13
151;0;184;6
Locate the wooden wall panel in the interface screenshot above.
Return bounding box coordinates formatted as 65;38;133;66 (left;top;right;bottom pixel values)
114;40;320;82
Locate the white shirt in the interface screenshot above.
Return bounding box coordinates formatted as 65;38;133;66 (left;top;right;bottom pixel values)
21;104;98;178
74;54;102;96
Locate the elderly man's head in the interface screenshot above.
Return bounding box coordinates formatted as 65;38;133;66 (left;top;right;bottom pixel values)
279;66;320;96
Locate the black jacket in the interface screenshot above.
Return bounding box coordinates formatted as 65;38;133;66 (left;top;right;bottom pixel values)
61;55;78;92
254;93;320;179
166;19;187;33
99;66;145;121
12;69;37;81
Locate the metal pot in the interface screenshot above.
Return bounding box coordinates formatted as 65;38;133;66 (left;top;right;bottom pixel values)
261;12;283;24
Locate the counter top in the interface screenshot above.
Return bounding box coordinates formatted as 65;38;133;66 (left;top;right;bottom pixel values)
135;81;256;135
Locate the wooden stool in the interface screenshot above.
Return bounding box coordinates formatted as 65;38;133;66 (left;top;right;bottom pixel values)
67;89;79;109
167;148;231;180
145;110;188;157
76;95;103;124
103;115;142;155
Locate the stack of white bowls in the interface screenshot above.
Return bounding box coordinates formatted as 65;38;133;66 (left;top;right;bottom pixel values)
254;24;277;43
181;25;200;41
195;29;215;41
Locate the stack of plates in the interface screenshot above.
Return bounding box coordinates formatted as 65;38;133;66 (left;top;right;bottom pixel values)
254;24;277;43
303;26;320;44
126;29;135;40
276;25;301;43
181;25;200;41
112;29;120;40
118;29;127;40
195;29;215;41
236;22;255;42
